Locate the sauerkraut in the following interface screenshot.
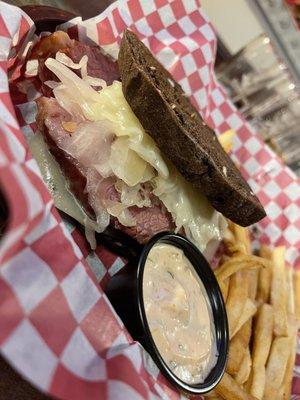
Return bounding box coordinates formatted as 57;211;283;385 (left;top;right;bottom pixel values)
42;57;226;251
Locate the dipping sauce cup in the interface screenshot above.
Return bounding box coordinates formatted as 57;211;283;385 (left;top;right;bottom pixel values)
105;232;228;395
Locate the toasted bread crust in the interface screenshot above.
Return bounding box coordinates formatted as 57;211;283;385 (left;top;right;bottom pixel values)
118;29;266;226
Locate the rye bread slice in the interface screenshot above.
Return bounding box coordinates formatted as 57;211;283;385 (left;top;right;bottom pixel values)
118;29;266;227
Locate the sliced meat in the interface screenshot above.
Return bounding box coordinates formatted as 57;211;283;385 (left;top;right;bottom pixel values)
38;61;60;97
36;97;115;220
103;181;175;243
65;42;119;85
37;97;94;218
114;203;175;244
46;124;95;218
31;31;120;96
31;32;76;97
36;96;175;243
36;97;115;172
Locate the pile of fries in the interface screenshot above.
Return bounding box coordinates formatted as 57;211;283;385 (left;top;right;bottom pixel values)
206;223;300;400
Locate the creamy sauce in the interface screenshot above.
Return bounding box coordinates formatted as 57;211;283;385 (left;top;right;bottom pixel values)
143;244;218;384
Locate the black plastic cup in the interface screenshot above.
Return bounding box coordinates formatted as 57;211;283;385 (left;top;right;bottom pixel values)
105;232;228;395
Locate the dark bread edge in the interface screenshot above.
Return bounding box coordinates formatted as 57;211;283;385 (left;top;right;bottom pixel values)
118;30;266;227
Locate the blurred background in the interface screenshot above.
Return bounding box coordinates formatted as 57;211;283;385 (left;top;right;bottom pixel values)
203;0;300;176
5;0;300;176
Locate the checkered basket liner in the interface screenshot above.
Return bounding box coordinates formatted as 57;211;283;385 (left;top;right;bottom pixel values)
0;0;299;398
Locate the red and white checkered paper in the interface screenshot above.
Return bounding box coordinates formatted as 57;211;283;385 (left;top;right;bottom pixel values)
0;0;299;399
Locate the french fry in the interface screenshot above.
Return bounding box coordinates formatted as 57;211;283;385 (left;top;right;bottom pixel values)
231;224;251;255
270;247;289;336
218;278;229;303
247;269;258;300
293;270;300;324
226;319;252;375
252;304;274;367
231;298;257;339
250;364;265;400
204;397;223;400
249;304;273;399
244;369;253;394
235;347;252;385
204;397;222;400
216;372;257;400
215;255;267;282
226;272;249;338
259;244;271;259
237;316;252;348
224;240;248;256
257;245;272;304
285;265;295;315
281;323;298;399
226;336;246;375
214;232;297;400
257;265;272;304
218;129;235;153
223;226;235;243
264;337;291;400
203;390;215;398
204;390;222;400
